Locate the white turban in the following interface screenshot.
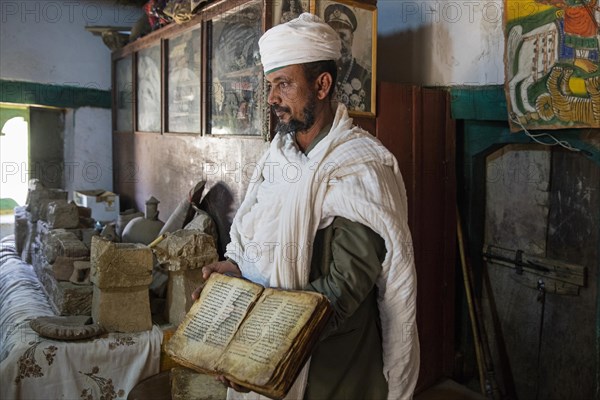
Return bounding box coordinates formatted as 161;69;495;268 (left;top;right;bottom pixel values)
258;13;341;74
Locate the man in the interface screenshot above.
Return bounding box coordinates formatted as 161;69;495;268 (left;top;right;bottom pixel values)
324;4;371;112
194;13;419;400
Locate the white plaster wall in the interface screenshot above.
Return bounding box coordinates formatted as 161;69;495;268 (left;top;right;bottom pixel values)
0;0;141;89
378;0;504;86
63;107;113;197
1;0;141;197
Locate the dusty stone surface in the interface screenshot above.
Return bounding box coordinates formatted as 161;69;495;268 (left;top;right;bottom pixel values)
166;269;204;326
92;286;152;332
153;230;218;272
21;220;38;263
30;315;104;340
90;236;153;288
70;260;91;285
171;367;227;400
34;261;93;315
26;181;68;222
184;211;218;245
52;255;89;281
44;230;89;264
14;206;29;255
46;200;80;229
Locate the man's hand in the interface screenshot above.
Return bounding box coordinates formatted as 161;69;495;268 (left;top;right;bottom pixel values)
216;375;251;393
191;260;242;301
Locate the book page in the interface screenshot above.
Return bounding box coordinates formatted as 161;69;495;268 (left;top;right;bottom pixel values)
166;274;263;371
216;289;320;386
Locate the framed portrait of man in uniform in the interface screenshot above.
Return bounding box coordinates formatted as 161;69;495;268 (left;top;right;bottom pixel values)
315;0;377;116
272;0;311;26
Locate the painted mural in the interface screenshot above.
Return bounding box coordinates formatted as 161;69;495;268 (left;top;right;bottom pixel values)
505;0;600;131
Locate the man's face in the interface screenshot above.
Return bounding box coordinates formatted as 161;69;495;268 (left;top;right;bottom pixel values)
334;26;353;62
266;64;317;134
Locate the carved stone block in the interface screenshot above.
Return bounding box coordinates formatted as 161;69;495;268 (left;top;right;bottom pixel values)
44;230;89;264
154;230;218;272
90;236;153;288
14;206;29;255
70;260;91;285
33;260;93;315
52;256;89;281
26;181;68;222
166;269;204;326
92;286;152;332
171;367;227;400
46;200;80;229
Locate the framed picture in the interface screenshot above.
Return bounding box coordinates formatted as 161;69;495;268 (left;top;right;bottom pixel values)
167;27;202;134
114;55;133;132
315;0;377;116
207;0;266;136
504;0;600;131
136;44;162;132
272;0;310;26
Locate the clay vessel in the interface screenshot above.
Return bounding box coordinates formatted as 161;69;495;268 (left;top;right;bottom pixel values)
121;196;165;245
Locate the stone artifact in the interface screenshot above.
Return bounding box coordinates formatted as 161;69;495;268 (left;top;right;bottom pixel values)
184;209;218;246
70;260;92;285
116;209;144;238
25;179;68;222
100;223;119;242
159;181;206;236
171;367;227;400
46;200;80;229
122;197;165;245
14;206;28;255
90;236;153;332
153;230;218;325
30;315;105;340
44;230;89;264
52;255;89;281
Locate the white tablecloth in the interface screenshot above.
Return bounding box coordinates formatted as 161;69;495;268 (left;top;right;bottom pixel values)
0;237;163;400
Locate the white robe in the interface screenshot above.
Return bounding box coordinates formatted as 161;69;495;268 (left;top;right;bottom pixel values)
226;103;419;400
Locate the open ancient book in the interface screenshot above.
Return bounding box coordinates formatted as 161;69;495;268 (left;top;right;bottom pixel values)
165;273;332;399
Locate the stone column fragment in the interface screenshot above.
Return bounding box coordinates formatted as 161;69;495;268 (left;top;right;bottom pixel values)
90;236;153;332
154;230;218;326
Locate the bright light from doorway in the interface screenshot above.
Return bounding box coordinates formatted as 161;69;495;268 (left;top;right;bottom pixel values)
1;116;29;210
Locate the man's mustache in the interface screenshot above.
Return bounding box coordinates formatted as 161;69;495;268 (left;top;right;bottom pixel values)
271;104;291;114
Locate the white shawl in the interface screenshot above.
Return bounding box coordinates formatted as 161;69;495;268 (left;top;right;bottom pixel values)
226;103;419;400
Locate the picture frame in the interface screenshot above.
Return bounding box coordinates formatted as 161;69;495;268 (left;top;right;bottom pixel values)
272;0;311;26
114;55;133;132
166;26;202;134
315;0;377;116
136;44;162;132
207;0;267;136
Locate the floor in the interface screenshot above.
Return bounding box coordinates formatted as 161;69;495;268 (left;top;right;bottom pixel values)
415;379;486;400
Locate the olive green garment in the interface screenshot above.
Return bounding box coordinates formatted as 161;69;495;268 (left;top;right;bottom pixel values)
299;125;388;399
303;217;388;400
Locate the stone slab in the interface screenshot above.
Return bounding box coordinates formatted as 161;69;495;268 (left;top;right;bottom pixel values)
46;200;79;229
14;206;29;255
26;182;68;222
153;230;218;271
44;230;89;264
92;286;152;332
166;269;204;326
171;367;227;400
33;261;92;316
70;260;91;285
52;255;89;281
90;236;153;288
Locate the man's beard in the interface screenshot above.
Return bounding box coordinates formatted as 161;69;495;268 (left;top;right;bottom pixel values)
272;94;316;135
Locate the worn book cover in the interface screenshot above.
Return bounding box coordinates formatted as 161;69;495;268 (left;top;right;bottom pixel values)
165;273;332;399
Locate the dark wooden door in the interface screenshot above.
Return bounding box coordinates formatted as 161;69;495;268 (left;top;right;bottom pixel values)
376;83;457;392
